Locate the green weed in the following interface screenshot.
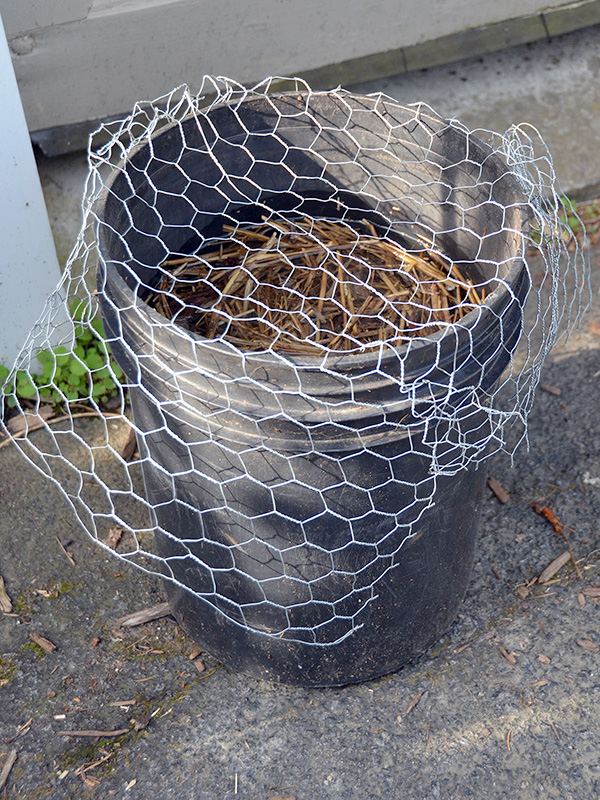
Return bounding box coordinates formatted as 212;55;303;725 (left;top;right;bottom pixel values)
0;300;124;408
558;195;583;235
0;655;18;686
20;640;47;659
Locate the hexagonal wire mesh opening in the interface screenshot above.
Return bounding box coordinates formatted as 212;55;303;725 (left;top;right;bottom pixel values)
0;77;590;685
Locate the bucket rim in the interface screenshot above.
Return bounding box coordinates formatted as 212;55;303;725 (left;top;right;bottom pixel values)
95;89;530;375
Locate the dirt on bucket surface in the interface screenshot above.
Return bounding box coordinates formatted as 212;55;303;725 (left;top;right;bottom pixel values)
0;244;599;799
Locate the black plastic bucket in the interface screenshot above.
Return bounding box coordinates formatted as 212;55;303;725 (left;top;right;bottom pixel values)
97;92;528;686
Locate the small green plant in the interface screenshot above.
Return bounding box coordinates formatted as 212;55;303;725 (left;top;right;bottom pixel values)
577;198;600;235
21;640;47;659
12;593;35;618
558;195;583;235
0;301;124;408
529;194;586;247
0;655;18;687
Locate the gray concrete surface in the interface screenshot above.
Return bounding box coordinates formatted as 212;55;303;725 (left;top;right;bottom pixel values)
1;288;599;799
8;0;591;135
1;25;599;800
353;23;600;200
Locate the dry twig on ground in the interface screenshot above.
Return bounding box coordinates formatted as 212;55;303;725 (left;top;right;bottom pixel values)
531;503;582;579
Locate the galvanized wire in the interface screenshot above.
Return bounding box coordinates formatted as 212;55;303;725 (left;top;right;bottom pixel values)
0;77;590;645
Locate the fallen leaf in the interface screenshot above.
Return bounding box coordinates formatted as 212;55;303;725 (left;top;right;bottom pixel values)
577;593;586;608
0;575;12;614
516;586;530;600
538;551;571;584
537;653;551;664
30;632;57;653
192;658;206;673
405;690;425;715
105;527;123;550
6;405;55;436
131;712;151;732
531;505;582;579
576;639;599;653
581;587;600;597
487;476;509;503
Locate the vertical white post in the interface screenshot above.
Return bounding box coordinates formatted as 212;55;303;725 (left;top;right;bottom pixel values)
0;13;61;368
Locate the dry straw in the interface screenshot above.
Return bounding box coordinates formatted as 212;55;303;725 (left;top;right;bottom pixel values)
151;216;484;354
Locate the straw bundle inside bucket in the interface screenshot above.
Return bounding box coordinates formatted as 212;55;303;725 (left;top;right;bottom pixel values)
151;217;484;354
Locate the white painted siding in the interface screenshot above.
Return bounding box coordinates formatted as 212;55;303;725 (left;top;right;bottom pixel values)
1;0;92;35
0;15;61;368
1;0;593;132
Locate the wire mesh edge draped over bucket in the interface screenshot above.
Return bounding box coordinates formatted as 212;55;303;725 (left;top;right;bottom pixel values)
0;78;590;677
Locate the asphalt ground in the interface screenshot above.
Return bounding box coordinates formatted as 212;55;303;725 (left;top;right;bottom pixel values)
0;252;598;799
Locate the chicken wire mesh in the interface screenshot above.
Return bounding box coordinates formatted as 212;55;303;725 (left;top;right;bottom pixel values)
0;77;590;647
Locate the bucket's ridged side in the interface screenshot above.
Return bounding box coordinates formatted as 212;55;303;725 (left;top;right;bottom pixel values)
132;391;486;685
